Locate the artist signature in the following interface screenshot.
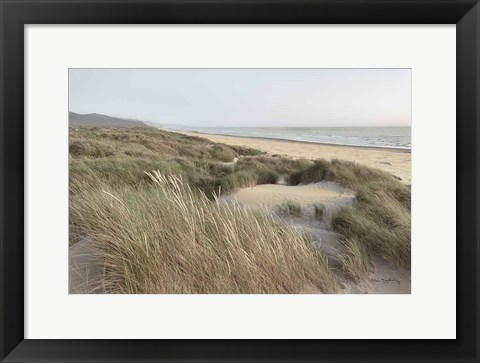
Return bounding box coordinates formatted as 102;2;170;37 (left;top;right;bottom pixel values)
371;278;400;285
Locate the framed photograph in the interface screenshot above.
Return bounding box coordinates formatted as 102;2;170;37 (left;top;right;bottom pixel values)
1;0;478;362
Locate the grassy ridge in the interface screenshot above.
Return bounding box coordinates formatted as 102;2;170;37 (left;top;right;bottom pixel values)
70;127;310;198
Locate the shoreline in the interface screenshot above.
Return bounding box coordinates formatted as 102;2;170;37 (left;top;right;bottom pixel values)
166;128;412;183
168;129;411;154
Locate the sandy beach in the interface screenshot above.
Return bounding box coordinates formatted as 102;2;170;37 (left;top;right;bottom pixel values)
169;130;411;184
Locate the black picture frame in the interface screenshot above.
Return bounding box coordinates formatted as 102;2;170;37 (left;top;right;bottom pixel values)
1;1;479;362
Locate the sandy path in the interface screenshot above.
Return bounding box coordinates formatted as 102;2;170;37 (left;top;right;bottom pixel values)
169;130;411;184
222;181;353;210
69;238;105;294
222;182;353;256
222;183;350;250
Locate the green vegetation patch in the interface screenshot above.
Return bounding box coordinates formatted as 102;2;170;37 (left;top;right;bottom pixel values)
276;201;302;217
313;203;326;221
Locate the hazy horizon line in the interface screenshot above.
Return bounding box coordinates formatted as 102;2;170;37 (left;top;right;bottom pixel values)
69;110;410;128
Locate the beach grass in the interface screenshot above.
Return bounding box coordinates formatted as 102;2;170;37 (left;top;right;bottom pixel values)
337;237;372;283
288;158;411;268
332;187;410;267
313;203;326;221
70;172;338;294
276;201;302;217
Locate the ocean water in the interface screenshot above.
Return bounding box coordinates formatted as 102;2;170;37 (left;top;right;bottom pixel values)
176;127;411;150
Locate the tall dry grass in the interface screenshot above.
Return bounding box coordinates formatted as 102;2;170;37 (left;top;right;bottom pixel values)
333;187;411;268
70;172;338;294
288;158;411;274
337;237;372;283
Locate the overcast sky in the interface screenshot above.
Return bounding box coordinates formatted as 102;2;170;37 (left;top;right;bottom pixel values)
69;69;411;127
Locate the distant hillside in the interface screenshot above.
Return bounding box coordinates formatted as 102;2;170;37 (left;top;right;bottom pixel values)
144;121;163;128
69;112;148;128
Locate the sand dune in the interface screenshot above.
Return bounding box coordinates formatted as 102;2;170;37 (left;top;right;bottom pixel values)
222;181;353;209
221;182;410;294
170;130;411;184
222;181;353;254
